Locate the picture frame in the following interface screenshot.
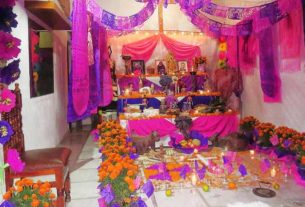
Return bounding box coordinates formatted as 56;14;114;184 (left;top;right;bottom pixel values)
131;60;145;74
155;59;166;75
177;60;188;72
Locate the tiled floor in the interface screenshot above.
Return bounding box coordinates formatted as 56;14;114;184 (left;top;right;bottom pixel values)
62;126;305;207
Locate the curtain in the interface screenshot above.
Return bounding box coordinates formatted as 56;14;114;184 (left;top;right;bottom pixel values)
71;0;89;115
160;34;201;67
122;35;160;61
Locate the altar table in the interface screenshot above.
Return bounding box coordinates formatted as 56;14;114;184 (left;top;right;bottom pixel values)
119;112;239;138
117;92;221;113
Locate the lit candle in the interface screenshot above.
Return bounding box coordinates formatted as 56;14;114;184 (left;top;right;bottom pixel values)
180;156;185;161
250;150;255;156
191;173;197;186
271;168;276;177
207;89;210;93
199;90;204;95
125;89;130;96
194;149;198;154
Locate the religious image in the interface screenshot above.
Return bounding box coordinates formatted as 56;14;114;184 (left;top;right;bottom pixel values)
178;60;188;72
131;60;145;75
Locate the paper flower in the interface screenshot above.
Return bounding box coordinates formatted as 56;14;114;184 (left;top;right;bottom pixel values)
0;200;15;207
0;121;13;145
0;88;16;113
100;184;114;204
0;0;16;7
142;180;154;198
0;59;20;85
219;42;227;51
218;59;226;68
238;164;247;176
0;7;18;32
0;31;21;60
6;149;25;173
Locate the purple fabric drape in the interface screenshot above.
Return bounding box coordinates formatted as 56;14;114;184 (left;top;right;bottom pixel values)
122;35;160;62
227;35;257;75
99;27;113;107
258;27;281;102
71;0;89;115
67;20;102;122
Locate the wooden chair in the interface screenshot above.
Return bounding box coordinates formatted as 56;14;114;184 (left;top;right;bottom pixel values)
1;84;71;207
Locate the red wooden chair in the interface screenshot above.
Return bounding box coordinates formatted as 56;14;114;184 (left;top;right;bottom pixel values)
1;84;71;207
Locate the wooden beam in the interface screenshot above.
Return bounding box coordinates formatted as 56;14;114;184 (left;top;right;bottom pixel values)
25;1;70;30
158;0;164;33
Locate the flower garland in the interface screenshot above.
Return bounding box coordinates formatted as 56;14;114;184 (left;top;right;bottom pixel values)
96;121;148;207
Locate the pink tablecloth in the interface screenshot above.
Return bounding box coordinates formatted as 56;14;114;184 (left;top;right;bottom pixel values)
126;114;239;138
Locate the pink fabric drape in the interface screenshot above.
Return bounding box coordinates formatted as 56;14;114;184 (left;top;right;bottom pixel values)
121;34;201;66
279;5;302;72
127;118;177;137
190;114;239;137
71;0;89;115
160;34;201;67
99;27;113;107
122;35;160;62
126;114;238;138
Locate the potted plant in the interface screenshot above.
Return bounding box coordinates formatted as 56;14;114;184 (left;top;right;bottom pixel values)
1;178;56;207
274;126;300;158
295;136;305;180
255;122;275;148
239;116;260;144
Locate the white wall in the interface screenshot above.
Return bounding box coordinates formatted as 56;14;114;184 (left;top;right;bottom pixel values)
242;68;305;132
11;1;69;150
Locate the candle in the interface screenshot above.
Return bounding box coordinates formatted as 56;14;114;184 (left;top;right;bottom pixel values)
180;156;185;161
191;173;197;186
199;90;204;95
125;89;130;96
207;89;210;93
194;149;198;154
271;167;276;177
250;150;255;156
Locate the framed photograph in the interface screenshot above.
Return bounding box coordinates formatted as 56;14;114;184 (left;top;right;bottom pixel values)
155;59;166;75
131;60;145;74
177;60;188;72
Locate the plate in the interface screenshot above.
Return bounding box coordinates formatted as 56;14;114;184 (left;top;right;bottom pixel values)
253;188;276;198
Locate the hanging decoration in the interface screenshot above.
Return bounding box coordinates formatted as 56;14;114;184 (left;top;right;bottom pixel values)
0;7;17;33
0;31;21;60
87;0;160;31
177;0;301;37
0;120;13;145
0;59;20;85
217;37;228;69
0;88;16;113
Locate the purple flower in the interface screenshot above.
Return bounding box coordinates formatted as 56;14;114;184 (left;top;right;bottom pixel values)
6;149;25;173
0;88;16;113
130;152;139;160
142;180;154;198
0;59;20;85
131;198;147;207
0;7;18;32
239;164;247;177
100;184;114;204
0;0;16;8
0;121;13;145
0;31;21;60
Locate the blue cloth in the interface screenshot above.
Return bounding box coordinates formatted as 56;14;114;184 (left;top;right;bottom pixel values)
118;95;215;113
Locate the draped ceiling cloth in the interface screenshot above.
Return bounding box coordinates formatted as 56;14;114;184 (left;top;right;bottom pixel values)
69;0;304;120
121;34;201;66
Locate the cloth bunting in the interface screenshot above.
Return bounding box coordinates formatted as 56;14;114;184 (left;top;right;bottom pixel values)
142;180;154;198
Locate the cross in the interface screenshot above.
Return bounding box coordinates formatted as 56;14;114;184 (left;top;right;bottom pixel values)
158;0;176;33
